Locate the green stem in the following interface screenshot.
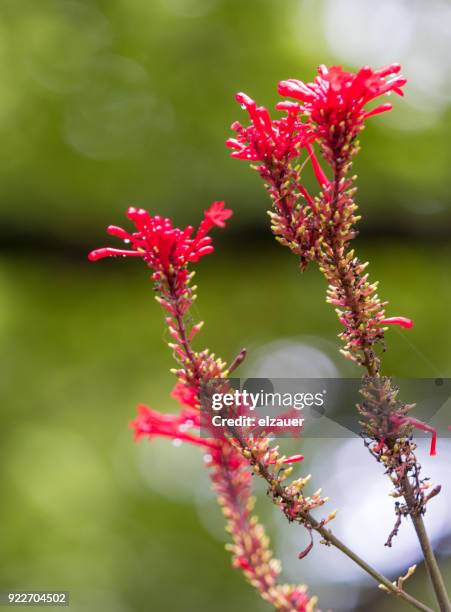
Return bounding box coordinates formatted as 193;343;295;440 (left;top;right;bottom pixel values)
402;478;451;612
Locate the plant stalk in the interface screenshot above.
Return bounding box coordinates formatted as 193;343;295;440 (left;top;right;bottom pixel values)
324;163;450;611
402;478;451;612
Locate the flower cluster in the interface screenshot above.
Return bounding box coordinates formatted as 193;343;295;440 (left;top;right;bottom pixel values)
241;438;328;522
278;64;406;165
359;377;437;459
89;202;232;385
88;201;232;273
276;67;408;326
226;93;313;163
227;64;409;368
358;377;439;549
226;95;327;271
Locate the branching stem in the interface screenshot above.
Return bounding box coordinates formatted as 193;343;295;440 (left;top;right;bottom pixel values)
230;429;434;612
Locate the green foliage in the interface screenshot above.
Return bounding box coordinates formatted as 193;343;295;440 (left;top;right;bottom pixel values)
0;0;449;239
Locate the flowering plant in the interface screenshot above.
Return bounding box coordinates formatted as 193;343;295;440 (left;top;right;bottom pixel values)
90;64;449;611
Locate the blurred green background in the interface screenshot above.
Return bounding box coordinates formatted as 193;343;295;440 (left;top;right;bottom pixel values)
1;0;451;610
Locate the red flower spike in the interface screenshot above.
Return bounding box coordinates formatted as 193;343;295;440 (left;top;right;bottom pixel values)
226;92;314;162
380;316;413;329
88;203;232;276
278;64;407;154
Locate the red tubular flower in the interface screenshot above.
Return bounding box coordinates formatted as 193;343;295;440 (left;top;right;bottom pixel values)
88;202;232;275
201;200;233;231
278;64;406;159
226;92;313;162
305;142;330;188
130;404;219;451
390;414;437;457
226;92;322;271
380;316;413;329
267;453;305;465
